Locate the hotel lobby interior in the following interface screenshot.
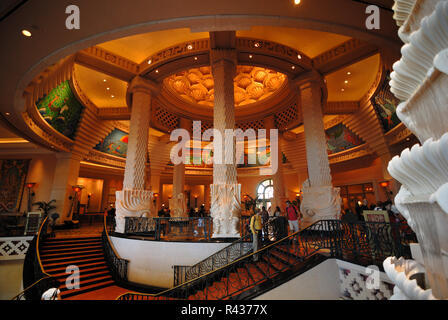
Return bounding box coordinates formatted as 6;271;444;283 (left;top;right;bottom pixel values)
0;0;447;301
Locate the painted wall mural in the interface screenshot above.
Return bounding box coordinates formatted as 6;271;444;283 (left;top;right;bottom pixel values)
36;80;84;139
326;123;364;154
94;128;129;158
371;71;401;133
0;159;30;213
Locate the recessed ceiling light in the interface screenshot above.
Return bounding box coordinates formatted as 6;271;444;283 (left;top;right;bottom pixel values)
147;59;152;65
187;44;193;50
294;0;301;4
5;112;10;116
106;87;110;90
347;72;351;75
254;43;260;48
341;88;345;92
111;95;115;98
344;80;348;84
155;70;159;73
291;65;296;70
21;29;32;37
103;79;107;82
249;54;253;59
297;54;302;59
194;56;198;61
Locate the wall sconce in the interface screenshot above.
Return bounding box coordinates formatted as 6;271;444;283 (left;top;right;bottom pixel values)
26;182;36;212
68;185;84;218
153;193;159;205
379;181;391;201
87;193;92;209
380;181;389;188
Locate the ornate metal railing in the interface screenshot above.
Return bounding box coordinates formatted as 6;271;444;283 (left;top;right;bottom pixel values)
102;214;128;284
117;219;414;300
173;216;287;286
20;216;61;300
123;216;214;241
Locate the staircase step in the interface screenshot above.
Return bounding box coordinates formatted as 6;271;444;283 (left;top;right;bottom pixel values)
60;280;115;299
52;265;110;279
41;253;104;264
40;249;103;260
44;261;108;274
60;274;113;291
43;257;106;269
41;242;102;250
40;245;103;254
45;236;101;242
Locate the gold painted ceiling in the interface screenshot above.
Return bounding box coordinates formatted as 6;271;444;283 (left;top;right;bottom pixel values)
163;66;287;107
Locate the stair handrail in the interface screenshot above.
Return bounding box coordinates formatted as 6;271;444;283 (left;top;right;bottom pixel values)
116;219;331;300
102;213;129;284
173;216;284;286
20;216;61;300
116;219;411;300
11;275;58;300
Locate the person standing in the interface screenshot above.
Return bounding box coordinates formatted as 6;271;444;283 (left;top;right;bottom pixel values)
285;200;300;234
250;210;262;262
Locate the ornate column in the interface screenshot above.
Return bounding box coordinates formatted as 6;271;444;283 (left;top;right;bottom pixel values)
115;77;156;233
209;31;241;238
294;72;341;225
169;118;190;217
265;116;287;212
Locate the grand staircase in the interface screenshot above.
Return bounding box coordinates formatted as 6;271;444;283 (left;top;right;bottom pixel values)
39;236;115;299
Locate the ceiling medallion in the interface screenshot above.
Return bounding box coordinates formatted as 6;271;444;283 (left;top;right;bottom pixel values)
164;65;287;107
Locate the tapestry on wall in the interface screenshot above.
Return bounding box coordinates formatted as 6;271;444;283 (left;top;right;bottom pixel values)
94;128;129;158
371;71;401;133
0;159;30;213
36;80;84;139
326;123;364;154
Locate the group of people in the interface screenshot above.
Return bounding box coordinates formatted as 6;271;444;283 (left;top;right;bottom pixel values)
249;200;303;261
344;199;404;223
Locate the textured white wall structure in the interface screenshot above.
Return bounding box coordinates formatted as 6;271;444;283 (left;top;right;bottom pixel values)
295;75;341;225
115;77;156;233
386;0;448;299
265;116;287;213
169;118;190;217
209;32;241;238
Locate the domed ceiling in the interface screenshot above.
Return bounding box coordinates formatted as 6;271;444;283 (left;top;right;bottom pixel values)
163;65;287;107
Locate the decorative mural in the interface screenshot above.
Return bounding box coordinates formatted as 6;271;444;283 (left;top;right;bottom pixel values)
36;80;84;139
326;123;364;154
371;71;401;133
94;128;129;158
0;159;30;213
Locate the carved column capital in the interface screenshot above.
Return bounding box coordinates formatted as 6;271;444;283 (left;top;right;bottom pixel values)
126;76;159;108
210;49;237;78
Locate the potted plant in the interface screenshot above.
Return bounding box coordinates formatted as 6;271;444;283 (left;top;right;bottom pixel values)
33;199;57;218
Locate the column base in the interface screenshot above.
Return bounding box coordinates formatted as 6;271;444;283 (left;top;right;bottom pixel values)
300;183;341;227
169;193;187;217
210;184;241;238
114;189;153;233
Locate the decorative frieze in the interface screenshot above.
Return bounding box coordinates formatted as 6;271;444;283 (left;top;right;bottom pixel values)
0;237;33;260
